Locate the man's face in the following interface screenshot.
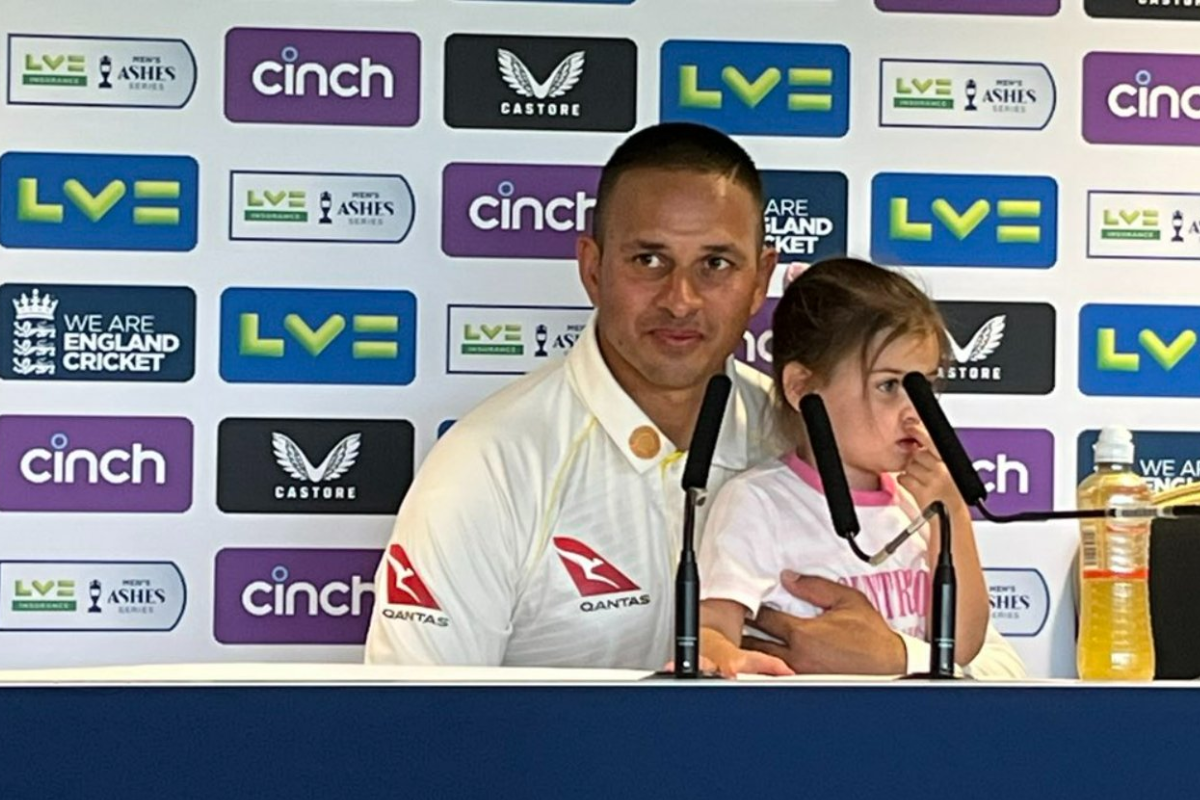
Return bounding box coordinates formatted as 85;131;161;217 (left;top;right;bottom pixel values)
577;167;775;398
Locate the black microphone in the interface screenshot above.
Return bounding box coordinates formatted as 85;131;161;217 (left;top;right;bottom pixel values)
901;372;987;506
901;371;1200;523
799;394;861;541
673;374;730;679
683;375;731;491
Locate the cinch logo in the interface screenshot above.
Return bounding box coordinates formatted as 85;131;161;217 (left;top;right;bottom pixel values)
878;60;1055;131
446;304;591;375
224;28;420;127
1077;430;1200;493
984;568;1050;637
0;152;198;251
874;0;1059;15
1083;52;1200;146
1079;303;1200;397
219;287;416;385
870;172;1058;269
959;428;1054;519
1087;191;1200;260
660;40;849;137
761;170;848;263
228;171;415;244
214;548;382;644
936;301;1056;395
1086;0;1200;20
444;34;636;132
0;561;186;631
0;415;192;512
217;418;414;514
7;35;197;109
441;163;600;259
240;564;373;616
18;435;166;486
0;283;195;382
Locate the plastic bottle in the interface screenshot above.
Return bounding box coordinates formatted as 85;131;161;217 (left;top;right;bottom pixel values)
1077;426;1155;680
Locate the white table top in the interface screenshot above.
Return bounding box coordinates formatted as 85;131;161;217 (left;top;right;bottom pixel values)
0;661;1177;687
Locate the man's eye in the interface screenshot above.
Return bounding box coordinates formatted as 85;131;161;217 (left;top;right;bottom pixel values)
706;256;733;271
636;253;665;268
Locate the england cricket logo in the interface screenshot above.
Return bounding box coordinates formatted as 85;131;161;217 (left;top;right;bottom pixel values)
11;288;58;376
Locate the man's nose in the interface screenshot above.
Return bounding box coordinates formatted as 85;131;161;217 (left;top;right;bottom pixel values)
658;268;702;317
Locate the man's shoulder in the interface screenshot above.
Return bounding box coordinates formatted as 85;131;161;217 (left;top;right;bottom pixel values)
435;359;587;466
731;359;774;404
728;360;786;460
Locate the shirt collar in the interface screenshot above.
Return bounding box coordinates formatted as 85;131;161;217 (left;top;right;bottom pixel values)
782;450;901;507
566;315;755;475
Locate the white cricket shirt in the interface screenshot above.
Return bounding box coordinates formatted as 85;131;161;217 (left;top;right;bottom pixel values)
365;317;781;669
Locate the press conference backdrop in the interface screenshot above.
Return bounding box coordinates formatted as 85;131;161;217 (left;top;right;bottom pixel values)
0;0;1194;677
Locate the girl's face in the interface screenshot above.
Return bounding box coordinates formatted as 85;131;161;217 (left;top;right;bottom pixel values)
789;330;941;492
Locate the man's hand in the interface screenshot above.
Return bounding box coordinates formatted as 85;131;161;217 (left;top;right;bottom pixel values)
742;573;907;675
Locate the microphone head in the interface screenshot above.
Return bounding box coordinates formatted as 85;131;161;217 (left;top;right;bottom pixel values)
798;393;861;539
682;374;732;490
901;372;987;506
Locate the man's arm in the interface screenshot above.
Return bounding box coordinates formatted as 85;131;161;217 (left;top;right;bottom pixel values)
742;573;1027;678
741;573;908;674
364;430;529;667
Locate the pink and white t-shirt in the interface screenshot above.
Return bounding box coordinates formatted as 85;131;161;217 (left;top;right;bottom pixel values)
699;452;930;638
699;452;1026;678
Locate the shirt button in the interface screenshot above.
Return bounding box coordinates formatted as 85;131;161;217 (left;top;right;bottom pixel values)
629;426;661;459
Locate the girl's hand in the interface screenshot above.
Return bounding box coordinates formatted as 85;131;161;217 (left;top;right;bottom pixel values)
896;422;967;513
709;645;795;679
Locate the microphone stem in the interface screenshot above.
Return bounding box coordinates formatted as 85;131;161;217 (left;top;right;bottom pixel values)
674;487;704;679
929;501;956;679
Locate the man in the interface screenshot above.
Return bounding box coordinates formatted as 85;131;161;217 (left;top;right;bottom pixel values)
365;123;1024;678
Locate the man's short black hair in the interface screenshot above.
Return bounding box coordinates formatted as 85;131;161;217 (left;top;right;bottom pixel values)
591;122;765;245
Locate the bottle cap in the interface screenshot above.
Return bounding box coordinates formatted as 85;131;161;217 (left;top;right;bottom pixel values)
1094;425;1135;465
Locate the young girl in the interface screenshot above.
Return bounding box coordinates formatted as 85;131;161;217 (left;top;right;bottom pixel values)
698;257;1005;678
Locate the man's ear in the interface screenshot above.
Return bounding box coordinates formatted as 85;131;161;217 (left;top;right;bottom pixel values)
577;235;602;306
781;361;813;411
749;244;778;316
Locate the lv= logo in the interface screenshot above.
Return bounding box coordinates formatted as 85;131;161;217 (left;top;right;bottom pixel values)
18;176;181;226
891;198;1041;242
1098;328;1198;371
680;66;833;110
239;313;399;359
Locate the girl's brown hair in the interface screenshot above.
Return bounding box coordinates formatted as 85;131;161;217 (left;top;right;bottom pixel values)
771;257;948;439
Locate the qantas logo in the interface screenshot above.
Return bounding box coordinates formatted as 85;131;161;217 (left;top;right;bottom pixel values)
384;544;440;609
552;536;640;596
